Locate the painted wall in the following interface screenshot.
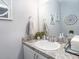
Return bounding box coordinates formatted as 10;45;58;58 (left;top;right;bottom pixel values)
0;0;38;59
60;0;79;35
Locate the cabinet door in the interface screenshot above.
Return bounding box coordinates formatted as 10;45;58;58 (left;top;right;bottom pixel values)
23;45;35;59
36;53;47;59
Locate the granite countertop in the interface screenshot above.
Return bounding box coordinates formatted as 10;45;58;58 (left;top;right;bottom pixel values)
22;38;79;59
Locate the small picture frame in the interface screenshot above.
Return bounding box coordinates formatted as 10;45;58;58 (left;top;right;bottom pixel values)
0;0;13;21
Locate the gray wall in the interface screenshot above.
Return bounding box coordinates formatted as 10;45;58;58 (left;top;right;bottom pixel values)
0;0;38;59
60;0;79;35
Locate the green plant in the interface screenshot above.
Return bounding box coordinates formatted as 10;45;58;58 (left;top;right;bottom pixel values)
69;30;74;34
34;32;46;39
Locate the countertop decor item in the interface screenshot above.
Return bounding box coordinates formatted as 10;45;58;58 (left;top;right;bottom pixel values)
59;33;64;39
69;30;74;34
71;35;79;52
64;15;78;25
65;42;79;56
34;32;46;39
68;30;74;39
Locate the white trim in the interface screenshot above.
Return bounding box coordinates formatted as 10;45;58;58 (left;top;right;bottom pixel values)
0;17;13;20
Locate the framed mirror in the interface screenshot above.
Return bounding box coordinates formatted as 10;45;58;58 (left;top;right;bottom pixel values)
0;0;12;20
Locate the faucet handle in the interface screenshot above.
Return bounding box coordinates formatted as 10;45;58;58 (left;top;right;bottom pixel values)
45;36;53;42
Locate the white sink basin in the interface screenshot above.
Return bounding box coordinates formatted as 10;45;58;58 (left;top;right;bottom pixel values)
34;40;61;50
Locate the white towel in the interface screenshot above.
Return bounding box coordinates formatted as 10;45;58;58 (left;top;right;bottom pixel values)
26;16;34;35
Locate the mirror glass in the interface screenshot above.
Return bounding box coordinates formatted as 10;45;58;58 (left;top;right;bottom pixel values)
0;0;8;18
38;0;79;36
38;0;60;36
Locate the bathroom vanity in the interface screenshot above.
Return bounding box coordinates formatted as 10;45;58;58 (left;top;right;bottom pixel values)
23;44;48;59
22;38;79;59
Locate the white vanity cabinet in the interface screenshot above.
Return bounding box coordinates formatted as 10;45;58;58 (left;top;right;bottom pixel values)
36;53;48;59
23;45;48;59
24;45;34;59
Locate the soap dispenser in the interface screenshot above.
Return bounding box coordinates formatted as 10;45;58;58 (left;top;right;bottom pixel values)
59;33;64;39
59;33;64;42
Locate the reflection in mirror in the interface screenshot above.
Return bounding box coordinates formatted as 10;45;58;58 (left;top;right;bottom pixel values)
0;0;8;18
